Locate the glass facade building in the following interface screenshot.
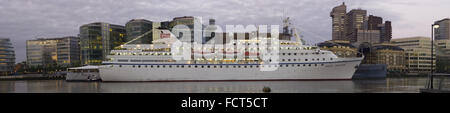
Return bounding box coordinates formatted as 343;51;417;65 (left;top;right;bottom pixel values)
0;38;15;75
79;22;126;65
26;38;59;67
125;19;153;44
26;37;80;67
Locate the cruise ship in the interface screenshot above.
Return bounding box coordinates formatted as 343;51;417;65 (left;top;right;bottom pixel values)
99;20;363;82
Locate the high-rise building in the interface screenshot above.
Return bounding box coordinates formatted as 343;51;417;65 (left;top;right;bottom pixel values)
434;18;450;40
330;2;347;41
391;37;435;74
79;22;126;65
367;15;383;30
367;15;392;43
0;38;15;75
330;3;392;44
345;9;367;43
26;36;80;67
381;21;392;43
125;19;153;44
356;30;380;44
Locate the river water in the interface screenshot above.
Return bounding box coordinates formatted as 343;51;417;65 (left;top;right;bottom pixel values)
0;77;441;93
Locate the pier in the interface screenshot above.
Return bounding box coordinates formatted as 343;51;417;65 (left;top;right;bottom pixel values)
0;74;65;81
420;73;450;93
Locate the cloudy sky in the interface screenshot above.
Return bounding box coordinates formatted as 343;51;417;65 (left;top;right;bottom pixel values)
1;0;449;63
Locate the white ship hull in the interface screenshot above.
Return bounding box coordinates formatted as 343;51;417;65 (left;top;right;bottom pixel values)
99;58;362;81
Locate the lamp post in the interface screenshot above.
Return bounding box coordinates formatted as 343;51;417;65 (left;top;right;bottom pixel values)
430;24;440;89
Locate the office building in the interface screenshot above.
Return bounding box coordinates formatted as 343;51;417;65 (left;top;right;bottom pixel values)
330;3;392;44
391;37;435;74
356;29;380;44
57;36;80;66
434;18;450;40
330;2;347;41
345;9;367;43
26;36;80;67
0;38;15;75
366;43;406;72
79;22;126;65
125;19;153;44
436;39;450;73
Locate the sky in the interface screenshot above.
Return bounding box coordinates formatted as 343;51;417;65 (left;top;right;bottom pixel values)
0;0;449;63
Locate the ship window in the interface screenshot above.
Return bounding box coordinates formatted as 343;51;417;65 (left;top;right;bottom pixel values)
305;59;308;61
157;65;159;68
195;65;198;68
321;64;324;66
294;59;297;61
151;65;153;68
145;65;148;68
330;58;333;60
169;65;172;68
244;66;247;68
292;64;295;67
138;65;141;68
132;65;135;68
305;53;308;55
119;65;122;67
312;59;314;61
286;65;289;67
294;53;297;55
162;65;165;68
280;65;283;67
303;64;306;66
207;66;210;68
288;59;291;61
282;53;285;55
202;66;204;68
308;64;311;66
187;65;190;68
301;53;304;55
176;65;179;68
282;59;285;61
315;64;317;66
317;58;320;61
323;58;326;61
297;64;300;67
288;53;291;55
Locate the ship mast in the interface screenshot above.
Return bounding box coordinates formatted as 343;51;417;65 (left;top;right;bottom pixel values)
283;17;305;46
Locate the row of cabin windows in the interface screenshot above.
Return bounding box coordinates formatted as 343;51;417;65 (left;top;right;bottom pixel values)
118;60;174;62
115;53;172;56
118;63;326;68
280;52;326;56
269;58;333;62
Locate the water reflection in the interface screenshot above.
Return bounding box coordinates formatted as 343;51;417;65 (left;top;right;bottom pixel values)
0;78;431;93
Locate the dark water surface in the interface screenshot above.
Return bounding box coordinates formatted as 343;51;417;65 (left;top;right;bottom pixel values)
0;77;436;93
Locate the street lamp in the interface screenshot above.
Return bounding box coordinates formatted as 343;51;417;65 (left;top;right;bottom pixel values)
430;24;440;89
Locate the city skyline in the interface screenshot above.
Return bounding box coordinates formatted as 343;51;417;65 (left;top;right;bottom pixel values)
1;0;450;62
